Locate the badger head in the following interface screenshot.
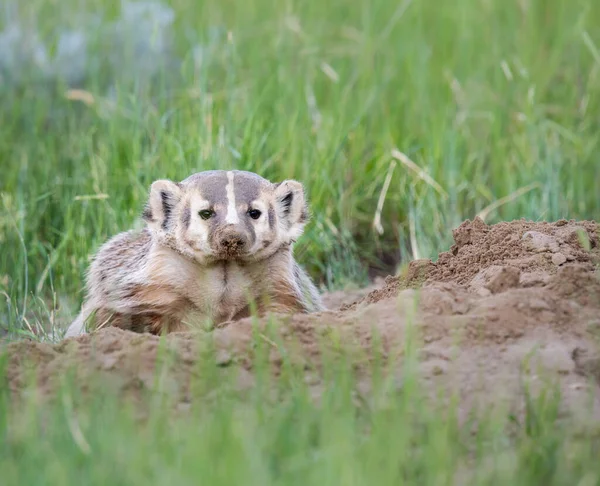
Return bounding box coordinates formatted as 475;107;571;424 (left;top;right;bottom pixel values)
142;170;309;264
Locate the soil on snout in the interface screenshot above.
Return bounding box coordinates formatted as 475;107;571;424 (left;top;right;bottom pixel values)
3;218;600;422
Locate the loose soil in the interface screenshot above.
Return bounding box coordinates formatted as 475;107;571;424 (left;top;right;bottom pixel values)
4;218;600;422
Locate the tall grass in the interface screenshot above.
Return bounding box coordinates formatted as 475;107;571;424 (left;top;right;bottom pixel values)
2;321;599;485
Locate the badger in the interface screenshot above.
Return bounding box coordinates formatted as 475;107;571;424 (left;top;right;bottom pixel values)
65;170;324;337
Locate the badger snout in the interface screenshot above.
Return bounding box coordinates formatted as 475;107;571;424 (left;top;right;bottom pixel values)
212;227;250;258
220;234;246;251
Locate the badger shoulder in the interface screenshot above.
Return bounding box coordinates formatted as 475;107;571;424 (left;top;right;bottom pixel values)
87;228;153;288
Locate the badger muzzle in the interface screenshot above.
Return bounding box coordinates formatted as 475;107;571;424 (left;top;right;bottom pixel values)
210;226;250;259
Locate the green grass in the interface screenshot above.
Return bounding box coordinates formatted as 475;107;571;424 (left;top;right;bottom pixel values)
0;322;600;486
2;325;600;485
1;0;600;483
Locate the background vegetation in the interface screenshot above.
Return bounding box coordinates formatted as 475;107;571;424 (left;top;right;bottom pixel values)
2;0;600;317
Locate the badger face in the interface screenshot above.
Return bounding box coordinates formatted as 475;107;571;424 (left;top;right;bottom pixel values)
143;170;309;264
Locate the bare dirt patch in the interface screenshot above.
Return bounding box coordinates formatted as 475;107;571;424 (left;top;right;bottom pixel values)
3;218;600;422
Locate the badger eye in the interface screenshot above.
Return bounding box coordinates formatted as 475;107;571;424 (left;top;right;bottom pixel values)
248;209;262;220
199;209;214;220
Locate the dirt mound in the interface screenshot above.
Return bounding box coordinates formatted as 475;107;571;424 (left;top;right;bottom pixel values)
359;217;599;306
3;218;600;422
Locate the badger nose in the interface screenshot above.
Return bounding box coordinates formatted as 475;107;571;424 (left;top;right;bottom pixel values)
213;227;250;258
220;234;246;251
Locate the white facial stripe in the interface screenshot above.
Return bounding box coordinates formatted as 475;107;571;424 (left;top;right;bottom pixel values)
225;171;239;224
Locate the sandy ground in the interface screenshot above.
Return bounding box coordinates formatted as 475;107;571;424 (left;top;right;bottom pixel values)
4;218;600;422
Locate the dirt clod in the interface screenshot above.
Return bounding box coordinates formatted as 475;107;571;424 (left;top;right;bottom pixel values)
522;231;560;253
484;266;521;294
552;253;567;266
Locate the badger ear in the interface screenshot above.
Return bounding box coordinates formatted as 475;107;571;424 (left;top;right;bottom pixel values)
274;180;309;242
142;180;183;232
